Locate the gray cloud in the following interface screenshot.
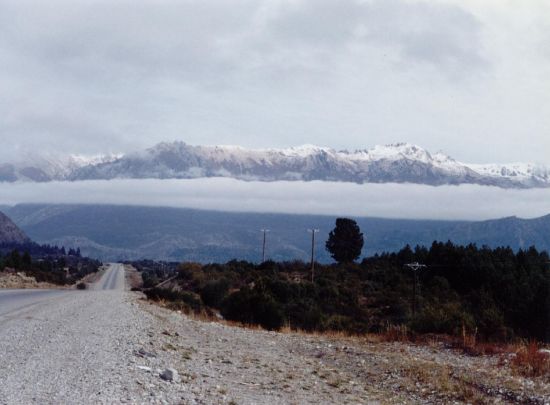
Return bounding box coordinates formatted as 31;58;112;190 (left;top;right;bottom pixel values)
363;0;486;72
0;0;548;165
1;179;549;221
262;0;486;74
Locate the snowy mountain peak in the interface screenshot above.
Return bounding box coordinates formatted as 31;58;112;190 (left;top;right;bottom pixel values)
6;152;122;181
365;143;432;161
280;144;335;157
1;141;549;189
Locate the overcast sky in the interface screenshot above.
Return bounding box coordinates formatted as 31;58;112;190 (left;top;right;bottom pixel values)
1;0;549;164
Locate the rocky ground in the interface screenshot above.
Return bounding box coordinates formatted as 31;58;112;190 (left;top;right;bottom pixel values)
1;264;549;404
134;298;550;405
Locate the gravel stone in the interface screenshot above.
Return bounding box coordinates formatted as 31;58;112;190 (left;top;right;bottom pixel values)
159;368;180;383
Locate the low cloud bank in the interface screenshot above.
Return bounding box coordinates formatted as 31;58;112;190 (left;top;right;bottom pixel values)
1;178;550;220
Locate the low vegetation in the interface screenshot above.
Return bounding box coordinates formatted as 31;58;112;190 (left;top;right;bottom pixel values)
0;243;101;285
511;341;550;377
139;241;550;345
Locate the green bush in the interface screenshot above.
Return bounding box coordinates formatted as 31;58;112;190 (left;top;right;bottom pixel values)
410;302;475;335
144;287;202;311
221;287;284;331
200;279;229;308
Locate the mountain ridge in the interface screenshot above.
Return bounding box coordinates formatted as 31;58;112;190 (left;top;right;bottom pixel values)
2;141;550;188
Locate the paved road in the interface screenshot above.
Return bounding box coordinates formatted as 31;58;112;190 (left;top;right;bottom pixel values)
0;289;70;318
0;263;125;323
93;262;126;291
0;263;143;404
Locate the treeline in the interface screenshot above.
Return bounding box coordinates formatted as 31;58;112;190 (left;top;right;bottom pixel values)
0;241;80;257
0;245;100;285
142;241;550;342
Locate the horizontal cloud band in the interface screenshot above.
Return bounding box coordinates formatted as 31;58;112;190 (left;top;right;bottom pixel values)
1;178;549;221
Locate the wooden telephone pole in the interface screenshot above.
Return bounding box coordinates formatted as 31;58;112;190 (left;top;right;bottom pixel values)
260;229;269;263
308;229;319;282
404;262;427;316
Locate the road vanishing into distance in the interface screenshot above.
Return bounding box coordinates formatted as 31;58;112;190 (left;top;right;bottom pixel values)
93;262;126;291
0;264;125;322
0;263;139;404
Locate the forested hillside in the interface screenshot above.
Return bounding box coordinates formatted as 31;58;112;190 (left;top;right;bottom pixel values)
6;204;550;263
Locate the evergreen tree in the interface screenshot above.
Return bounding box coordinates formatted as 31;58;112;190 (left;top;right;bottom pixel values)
7;250;21;269
325;218;364;264
22;251;31;266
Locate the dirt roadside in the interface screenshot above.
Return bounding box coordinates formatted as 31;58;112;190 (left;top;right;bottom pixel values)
134;296;550;404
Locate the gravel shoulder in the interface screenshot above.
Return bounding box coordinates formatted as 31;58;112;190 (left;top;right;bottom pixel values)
1;264;549;404
134;299;550;405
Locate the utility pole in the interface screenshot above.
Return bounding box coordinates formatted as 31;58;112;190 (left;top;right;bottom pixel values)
404;262;427;316
260;229;269;263
308;229;319;282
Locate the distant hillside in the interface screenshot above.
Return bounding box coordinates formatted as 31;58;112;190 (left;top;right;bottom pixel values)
0;211;30;244
3;204;550;263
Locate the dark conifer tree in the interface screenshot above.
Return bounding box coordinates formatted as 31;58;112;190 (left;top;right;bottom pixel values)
22;251;31;266
325;218;364;263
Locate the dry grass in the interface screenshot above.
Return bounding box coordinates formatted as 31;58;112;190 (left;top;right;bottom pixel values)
380;323;410;343
511;341;550;378
278;324;355;340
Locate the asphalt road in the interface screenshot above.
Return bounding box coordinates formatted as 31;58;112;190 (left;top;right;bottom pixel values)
94;262;126;291
0;263;124;325
0;262;123;310
0;289;71;319
0;263;139;404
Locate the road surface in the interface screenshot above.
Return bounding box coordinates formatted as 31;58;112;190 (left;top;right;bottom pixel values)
0;263;125;324
0;289;70;320
0;263;141;404
93;262;126;291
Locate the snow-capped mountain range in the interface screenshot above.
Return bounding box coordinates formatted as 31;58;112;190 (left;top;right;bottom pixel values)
1;141;549;188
